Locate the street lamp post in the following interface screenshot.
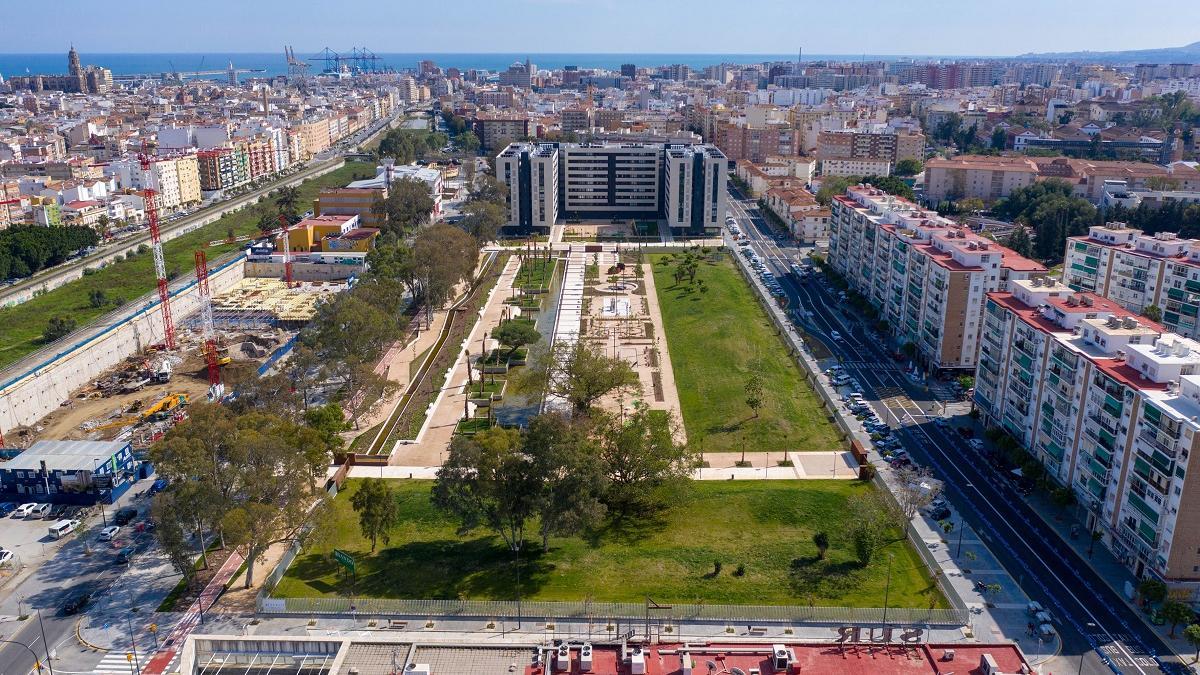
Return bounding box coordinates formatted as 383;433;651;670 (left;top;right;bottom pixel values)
125;613;142;674
93;459;106;527
881;554;894;627
35;609;54;675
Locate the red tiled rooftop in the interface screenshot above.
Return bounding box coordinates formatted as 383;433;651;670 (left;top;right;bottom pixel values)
524;643;1027;675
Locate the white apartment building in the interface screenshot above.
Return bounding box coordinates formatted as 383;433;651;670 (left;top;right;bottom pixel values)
829;185;1045;371
976;283;1200;589
820;157;893;178
496;143;560;232
1064;223;1200;340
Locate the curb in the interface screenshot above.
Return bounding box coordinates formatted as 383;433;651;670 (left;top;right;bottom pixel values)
75;616;110;652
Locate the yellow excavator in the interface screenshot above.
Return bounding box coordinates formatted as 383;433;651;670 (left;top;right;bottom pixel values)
92;393;189;432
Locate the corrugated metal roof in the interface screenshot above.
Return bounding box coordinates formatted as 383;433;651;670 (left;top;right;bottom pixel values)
3;439;128;472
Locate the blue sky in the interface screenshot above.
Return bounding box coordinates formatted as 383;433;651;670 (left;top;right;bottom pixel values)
6;0;1200;56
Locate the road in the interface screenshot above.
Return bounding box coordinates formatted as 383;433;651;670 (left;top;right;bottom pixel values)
726;187;1181;675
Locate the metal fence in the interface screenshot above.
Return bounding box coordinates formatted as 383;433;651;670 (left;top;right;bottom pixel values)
257;596;968;626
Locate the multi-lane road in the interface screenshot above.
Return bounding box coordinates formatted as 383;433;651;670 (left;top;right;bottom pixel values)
726;187;1181;675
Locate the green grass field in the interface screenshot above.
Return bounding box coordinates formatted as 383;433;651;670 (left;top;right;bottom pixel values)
0;162;375;369
275;479;944;608
651;254;842;455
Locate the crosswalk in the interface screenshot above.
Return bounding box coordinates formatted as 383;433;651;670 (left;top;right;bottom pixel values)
93;651;149;674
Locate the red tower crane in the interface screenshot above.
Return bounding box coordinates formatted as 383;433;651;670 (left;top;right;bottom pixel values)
193;250;221;388
278;214;295;288
140;154;176;350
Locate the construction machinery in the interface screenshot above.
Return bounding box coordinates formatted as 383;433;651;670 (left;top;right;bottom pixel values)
92;393;189;432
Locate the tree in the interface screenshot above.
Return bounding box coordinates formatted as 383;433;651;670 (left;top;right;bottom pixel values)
893;158;923;176
1004;225;1034;258
455;130;481;154
1183;623;1200;662
847;489;902;566
1142;304;1163;323
1145;176;1181;192
468;175;507;205
411;223;480;322
893;465;940;521
349;478;402;552
337;358;398;430
813;531;829;560
89;288;108;308
992;180;1096;264
459;200;506;243
517;340;638;415
1163;600;1193;638
744;374;765;419
373;177;435;237
304;403;349;453
275;185;302;220
957;198;986;214
1137;578;1168;606
524;413;607;549
433;426;541;556
492;320;541;359
151;405;326;588
255;204;280;235
816;176;855;205
43;315;76;342
991;127;1008;150
595;405;697;514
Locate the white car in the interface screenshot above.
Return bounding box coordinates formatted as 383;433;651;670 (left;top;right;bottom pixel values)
0;549;13;566
831;331;843;341
98;526;121;541
12;503;37;518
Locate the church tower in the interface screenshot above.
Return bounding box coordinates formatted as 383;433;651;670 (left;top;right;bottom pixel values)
68;46;82;77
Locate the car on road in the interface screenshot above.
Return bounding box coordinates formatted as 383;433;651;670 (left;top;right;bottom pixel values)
60;592;91;616
830;331;843;341
968;438;984;451
934;418;949;429
98;525;121;541
112;507;138;526
929;505;952;521
737;240;751;246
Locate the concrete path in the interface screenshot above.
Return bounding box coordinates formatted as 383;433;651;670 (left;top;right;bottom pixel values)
386;255;521;466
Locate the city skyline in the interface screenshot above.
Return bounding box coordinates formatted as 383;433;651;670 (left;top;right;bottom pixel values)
4;0;1199;57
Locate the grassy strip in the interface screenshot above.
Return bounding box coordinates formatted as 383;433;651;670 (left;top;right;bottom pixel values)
276;479;944;608
651;253;842;455
0;162;377;370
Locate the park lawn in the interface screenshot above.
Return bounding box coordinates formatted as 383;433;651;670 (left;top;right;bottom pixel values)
0;162;376;369
651;254;841;455
515;256;556;290
274;479;945;608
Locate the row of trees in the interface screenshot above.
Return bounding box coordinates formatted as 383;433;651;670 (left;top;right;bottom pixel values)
439;109;481;154
375;128;449;164
0;224;99;280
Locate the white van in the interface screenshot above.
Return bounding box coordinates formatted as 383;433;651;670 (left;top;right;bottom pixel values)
48;519;80;539
26;503;50;519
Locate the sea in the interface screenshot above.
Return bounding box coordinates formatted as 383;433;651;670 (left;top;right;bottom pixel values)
0;52;945;80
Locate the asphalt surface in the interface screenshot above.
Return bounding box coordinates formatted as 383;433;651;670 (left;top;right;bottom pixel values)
726;187;1182;675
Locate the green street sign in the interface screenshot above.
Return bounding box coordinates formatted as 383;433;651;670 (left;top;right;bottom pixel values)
333;548;355;573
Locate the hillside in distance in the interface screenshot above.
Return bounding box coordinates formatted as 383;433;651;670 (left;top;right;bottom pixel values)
1016;40;1200;62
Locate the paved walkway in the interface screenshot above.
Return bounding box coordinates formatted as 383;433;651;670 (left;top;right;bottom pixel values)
387;255;521;466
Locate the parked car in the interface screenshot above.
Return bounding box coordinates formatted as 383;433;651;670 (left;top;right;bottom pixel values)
0;549;14;566
929;505;952;521
12;503;37;518
0;502;16;516
968;439;984;451
112;507;138;526
830;331;843;341
60;592;91;616
26;503;51;519
45;504;69;520
98;525;121;541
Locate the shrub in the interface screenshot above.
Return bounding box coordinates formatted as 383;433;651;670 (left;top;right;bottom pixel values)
733;564;746;577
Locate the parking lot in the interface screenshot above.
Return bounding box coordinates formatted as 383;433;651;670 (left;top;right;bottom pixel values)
0;502;97;583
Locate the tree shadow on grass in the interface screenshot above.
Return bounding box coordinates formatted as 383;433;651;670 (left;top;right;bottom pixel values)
284;537;555;600
788;556;865;599
584;509;670;548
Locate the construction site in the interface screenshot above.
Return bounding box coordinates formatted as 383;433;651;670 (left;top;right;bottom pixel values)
0;157;350;451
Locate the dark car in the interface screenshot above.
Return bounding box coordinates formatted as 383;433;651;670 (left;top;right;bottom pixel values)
0;502;16;516
929;505;952;521
45;504;70;520
112;507;138;526
60;592;91;616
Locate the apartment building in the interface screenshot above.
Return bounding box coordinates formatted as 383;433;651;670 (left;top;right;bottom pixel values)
472;115;531;151
1064;224;1200;340
975;282;1200;588
662;144;729;233
715;121;799;163
496;141;726;235
829;185;1045;372
816;129;925;171
315;187;388;228
763;187;830;243
924;156;1041;202
821;157;894;177
197;147;250;193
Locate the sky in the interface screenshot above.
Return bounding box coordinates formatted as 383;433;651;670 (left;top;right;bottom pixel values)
4;0;1199;56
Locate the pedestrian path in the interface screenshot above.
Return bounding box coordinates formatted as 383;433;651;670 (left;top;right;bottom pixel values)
93;650;149;674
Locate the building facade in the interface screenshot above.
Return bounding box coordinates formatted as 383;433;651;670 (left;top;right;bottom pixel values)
975;283;1200;590
829;185;1045;372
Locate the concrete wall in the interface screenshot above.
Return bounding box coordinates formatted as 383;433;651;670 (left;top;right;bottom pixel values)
244;260;364;282
0;256;247;432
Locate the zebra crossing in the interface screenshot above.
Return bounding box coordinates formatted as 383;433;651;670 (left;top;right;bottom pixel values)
93;650;149;674
836;360;905;373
